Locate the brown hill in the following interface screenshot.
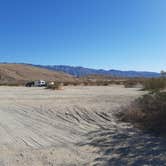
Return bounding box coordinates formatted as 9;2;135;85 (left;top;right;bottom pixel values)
0;64;76;84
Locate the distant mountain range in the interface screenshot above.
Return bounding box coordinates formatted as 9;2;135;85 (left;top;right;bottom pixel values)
30;64;160;78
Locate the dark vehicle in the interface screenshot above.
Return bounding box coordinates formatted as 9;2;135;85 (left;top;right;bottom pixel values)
25;81;35;87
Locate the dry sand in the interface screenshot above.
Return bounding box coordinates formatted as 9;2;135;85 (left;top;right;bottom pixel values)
0;85;165;166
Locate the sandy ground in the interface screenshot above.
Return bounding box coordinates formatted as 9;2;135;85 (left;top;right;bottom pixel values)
0;85;165;166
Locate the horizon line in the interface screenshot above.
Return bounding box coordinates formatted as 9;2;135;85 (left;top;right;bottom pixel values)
0;62;160;73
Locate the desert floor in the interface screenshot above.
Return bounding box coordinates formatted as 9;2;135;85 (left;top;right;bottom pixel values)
0;85;165;166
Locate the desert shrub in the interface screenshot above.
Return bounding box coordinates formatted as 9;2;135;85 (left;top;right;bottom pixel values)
63;82;72;86
143;78;166;91
93;81;110;86
72;82;80;86
117;92;166;135
124;80;138;88
96;81;103;86
46;82;64;90
83;81;89;86
114;81;121;85
103;82;109;86
123;78;144;88
63;81;82;86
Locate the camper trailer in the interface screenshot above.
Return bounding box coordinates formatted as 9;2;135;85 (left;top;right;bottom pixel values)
34;80;46;87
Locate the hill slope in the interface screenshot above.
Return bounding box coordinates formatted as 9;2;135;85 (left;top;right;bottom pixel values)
32;65;160;78
0;64;75;84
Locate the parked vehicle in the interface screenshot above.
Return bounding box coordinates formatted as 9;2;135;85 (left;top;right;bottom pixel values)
25;81;35;87
25;80;46;87
34;80;46;87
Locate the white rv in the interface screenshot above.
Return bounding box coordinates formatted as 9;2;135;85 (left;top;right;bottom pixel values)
34;80;46;87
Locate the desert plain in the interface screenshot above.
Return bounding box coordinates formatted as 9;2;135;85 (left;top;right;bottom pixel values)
0;85;165;166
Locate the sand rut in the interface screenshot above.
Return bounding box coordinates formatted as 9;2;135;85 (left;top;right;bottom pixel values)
0;86;146;165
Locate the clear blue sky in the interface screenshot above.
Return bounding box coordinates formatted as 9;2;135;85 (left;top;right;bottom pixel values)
0;0;165;72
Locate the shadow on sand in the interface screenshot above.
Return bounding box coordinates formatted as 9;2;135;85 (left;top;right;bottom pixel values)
80;127;166;166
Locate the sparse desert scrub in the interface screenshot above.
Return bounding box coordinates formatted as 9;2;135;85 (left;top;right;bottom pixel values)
124;80;138;88
0;80;25;86
82;81;90;86
97;81;110;86
63;81;73;86
123;78;144;88
117;91;166;135
63;81;82;86
46;82;64;90
142;78;166;91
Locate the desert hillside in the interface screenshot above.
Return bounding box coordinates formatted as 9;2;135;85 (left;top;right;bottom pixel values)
0;64;75;84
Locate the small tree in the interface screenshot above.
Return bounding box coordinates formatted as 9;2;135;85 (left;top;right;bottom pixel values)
160;70;166;77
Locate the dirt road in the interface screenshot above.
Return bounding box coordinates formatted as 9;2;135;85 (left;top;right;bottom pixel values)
0;86;165;166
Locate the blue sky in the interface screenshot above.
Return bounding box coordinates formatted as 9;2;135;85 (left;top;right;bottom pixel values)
0;0;165;72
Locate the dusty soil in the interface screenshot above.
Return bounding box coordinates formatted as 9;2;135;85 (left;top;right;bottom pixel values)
0;85;165;166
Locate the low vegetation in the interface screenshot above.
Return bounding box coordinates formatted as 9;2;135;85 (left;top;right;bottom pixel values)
143;78;166;91
118;78;166;135
0;80;25;86
124;79;143;88
46;82;64;90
